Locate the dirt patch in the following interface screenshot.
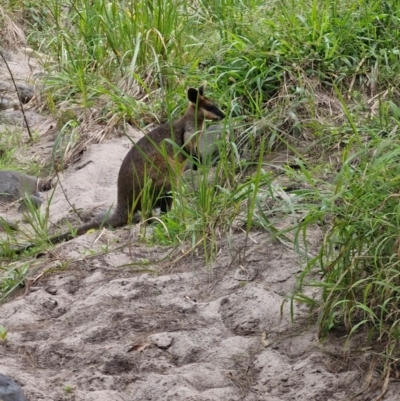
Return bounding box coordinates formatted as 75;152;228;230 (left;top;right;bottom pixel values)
1;48;400;401
1;229;395;401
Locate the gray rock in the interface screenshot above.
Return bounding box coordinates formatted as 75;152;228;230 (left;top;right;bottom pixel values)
16;84;34;104
0;373;28;401
0;170;42;209
17;194;43;212
0;109;40;126
0;170;39;200
0;98;11;110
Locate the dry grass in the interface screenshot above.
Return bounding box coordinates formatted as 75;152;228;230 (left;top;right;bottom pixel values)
0;7;25;49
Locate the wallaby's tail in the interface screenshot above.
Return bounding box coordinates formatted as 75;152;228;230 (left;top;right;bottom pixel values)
47;220;102;245
0;220;103;257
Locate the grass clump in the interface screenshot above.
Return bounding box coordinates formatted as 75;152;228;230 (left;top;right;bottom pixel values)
0;263;28;300
292;113;400;373
0;325;8;342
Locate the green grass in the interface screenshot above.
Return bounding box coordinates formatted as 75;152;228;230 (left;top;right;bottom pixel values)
292;138;400;367
2;0;400;387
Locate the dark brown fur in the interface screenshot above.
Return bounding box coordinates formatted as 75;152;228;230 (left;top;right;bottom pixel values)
49;86;225;244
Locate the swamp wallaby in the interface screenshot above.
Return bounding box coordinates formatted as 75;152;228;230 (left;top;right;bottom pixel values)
46;85;225;245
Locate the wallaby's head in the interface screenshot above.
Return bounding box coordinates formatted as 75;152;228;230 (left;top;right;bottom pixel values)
187;86;225;121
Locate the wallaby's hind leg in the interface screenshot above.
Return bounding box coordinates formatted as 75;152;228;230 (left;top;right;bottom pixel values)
157;193;173;214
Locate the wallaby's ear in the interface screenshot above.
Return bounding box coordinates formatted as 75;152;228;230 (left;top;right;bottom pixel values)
187;87;199;104
198;85;205;96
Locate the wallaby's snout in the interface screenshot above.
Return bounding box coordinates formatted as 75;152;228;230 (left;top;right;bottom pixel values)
208;106;225;121
188;85;225;122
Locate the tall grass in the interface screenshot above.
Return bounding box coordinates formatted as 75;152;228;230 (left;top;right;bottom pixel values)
23;0;400;140
290;99;400;380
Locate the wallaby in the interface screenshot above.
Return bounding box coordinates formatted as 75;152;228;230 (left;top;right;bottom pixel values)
44;85;225;245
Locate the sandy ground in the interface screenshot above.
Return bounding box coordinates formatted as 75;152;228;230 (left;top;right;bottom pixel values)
1;49;400;401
